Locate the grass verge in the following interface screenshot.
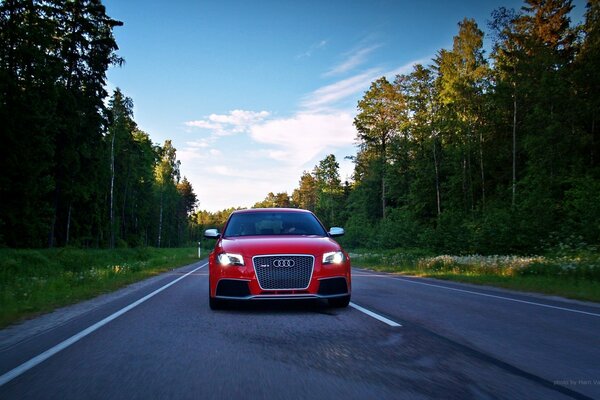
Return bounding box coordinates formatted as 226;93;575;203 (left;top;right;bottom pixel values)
349;249;600;303
0;247;199;328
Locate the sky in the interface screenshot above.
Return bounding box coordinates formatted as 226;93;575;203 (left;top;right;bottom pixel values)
104;0;586;212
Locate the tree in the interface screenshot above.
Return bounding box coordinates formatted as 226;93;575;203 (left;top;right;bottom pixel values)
354;77;406;219
435;18;490;212
490;6;524;208
0;0;59;246
107;88;134;247
292;172;318;211
253;192;291;208
47;0;123;247
313;154;343;227
154;140;180;247
574;0;600;169
393;65;442;219
0;0;122;247
176;177;198;245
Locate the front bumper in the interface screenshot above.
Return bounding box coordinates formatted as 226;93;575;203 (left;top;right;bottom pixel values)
213;276;350;300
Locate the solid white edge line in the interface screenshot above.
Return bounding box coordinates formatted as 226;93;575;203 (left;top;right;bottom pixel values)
0;262;208;387
357;273;600;318
350;302;402;327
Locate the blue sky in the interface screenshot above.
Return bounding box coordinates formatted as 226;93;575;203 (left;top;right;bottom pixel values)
104;0;586;212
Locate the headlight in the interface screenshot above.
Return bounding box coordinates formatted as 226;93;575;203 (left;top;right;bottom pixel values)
217;253;244;266
322;251;345;265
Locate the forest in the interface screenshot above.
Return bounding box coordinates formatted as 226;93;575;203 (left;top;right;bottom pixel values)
0;0;197;248
197;0;600;254
2;0;599;255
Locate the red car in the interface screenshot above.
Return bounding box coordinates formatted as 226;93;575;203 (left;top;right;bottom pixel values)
204;208;351;309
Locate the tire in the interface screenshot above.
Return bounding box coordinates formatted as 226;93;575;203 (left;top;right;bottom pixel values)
208;281;222;310
209;295;222;310
328;295;350;308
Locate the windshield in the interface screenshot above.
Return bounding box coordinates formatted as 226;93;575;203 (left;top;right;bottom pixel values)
223;211;327;237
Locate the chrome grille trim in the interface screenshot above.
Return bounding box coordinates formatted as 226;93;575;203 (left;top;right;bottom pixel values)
252;254;315;290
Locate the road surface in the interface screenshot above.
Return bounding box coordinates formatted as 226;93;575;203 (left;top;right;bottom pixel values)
0;260;598;399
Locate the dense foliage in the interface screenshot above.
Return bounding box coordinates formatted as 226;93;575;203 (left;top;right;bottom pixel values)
0;0;197;248
2;0;598;254
198;0;599;254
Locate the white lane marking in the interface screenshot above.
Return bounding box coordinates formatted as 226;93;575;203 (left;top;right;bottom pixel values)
0;262;208;387
355;272;600;318
350;302;402;327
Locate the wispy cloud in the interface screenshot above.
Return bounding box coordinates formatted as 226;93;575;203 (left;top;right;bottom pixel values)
296;39;328;59
385;58;430;77
324;44;381;77
180;58;430;211
302;58;429;112
301;68;382;111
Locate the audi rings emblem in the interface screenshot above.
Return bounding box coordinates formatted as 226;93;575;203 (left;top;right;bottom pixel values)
272;259;295;267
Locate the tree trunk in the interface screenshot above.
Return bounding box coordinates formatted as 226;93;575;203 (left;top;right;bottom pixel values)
382;175;386;220
591;117;596;166
381;138;387;220
479;128;485;209
121;163;130;240
48;187;59;248
462;153;468;212
512;93;517;209
66;203;72;245
157;190;163;248
433;135;441;217
109;132;115;248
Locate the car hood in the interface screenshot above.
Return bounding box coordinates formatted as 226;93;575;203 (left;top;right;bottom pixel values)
218;235;342;257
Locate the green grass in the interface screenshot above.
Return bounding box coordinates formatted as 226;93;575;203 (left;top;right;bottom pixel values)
0;247;199;328
349;249;600;303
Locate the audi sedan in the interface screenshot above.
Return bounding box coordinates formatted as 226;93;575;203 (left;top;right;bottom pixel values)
204;208;351;309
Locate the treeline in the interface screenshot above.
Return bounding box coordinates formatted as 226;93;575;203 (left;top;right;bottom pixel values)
197;0;600;254
0;0;197;248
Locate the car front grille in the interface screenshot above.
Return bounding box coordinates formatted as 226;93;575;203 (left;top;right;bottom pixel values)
252;255;314;290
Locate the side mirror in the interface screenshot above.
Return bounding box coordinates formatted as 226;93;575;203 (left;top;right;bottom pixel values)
204;229;221;239
328;227;345;237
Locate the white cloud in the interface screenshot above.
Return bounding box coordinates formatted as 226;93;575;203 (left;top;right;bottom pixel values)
177;138;220;162
193;175;295;211
385;59;430;78
324;44;381;77
206;165;242;177
185;120;221;130
179;58;430;211
301;58;429;112
338;156;355;183
208;110;269;126
187;139;211;148
296;39;328;59
250;112;357;168
185;109;270;136
177;148;203;163
301;68;382;111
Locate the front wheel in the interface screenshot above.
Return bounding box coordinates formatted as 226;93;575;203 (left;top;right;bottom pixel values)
328;295;350;308
208;281;222;310
209;295;222;310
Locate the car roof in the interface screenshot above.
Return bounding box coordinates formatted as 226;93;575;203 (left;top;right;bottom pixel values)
232;208;311;214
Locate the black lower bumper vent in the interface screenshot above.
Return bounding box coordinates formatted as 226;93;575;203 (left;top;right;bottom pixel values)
216;280;251;297
318;278;348;296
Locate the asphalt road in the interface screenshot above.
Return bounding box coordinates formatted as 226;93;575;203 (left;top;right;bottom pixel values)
0;260;599;400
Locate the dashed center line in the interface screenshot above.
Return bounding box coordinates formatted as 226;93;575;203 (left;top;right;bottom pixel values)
350;302;402;327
